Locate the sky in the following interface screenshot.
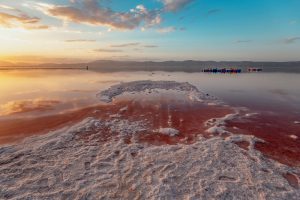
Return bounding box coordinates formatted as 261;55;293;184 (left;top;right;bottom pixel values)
0;0;300;64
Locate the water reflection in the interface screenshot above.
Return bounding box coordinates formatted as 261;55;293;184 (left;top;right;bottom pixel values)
0;70;300;119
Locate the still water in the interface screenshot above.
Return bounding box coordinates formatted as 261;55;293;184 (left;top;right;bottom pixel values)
1;70;300;119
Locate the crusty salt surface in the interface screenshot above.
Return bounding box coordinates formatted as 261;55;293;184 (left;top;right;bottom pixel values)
97;80;218;103
156;128;180;136
0;117;299;199
1;81;300;199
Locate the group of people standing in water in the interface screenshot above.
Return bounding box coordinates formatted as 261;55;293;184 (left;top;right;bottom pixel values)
202;67;263;73
202;68;242;73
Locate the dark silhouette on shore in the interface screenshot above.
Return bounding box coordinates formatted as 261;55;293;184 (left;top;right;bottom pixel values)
202;68;242;73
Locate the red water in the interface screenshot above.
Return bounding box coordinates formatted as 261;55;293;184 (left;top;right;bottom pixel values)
0;97;300;168
227;112;300;167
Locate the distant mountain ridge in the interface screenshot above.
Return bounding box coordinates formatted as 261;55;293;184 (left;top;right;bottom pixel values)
2;60;300;73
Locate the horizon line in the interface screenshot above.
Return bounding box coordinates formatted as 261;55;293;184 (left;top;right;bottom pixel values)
1;59;300;67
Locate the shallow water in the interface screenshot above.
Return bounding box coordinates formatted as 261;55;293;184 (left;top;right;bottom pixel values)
1;70;300;199
1;70;300;117
0;70;300;151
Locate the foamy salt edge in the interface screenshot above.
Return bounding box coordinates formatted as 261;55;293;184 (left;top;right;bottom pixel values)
97;80;219;104
204;108;257;136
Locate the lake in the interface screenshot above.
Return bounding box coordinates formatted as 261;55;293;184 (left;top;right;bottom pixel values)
1;69;300;199
1;70;300;117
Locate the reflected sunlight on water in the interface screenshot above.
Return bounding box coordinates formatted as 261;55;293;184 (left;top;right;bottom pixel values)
1;70;300;118
0;69;300;166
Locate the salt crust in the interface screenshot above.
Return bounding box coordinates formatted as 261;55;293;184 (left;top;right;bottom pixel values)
156;128;180;136
97;80;219;104
1;81;299;199
0;116;299;199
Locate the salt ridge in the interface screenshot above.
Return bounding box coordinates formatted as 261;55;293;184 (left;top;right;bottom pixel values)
97;80;219;104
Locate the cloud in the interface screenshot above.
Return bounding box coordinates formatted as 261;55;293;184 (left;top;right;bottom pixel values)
144;45;158;48
40;0;161;30
25;25;50;30
0;99;60;116
65;39;96;42
133;48;143;51
111;55;130;58
109;43;158;49
110;43;140;47
156;26;176;33
94;49;123;53
0;7;49;30
160;0;195;12
284;37;300;44
0;4;16;10
235;40;252;43
94;43;158;53
206;9;222;16
0;12;37;25
1;55;88;65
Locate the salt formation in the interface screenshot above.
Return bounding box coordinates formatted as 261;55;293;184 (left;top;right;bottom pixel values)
290;135;298;140
1;81;299;199
97;80;218;103
0;117;300;200
204;108;254;136
74;117;147;137
156;128;180;136
205;112;239;135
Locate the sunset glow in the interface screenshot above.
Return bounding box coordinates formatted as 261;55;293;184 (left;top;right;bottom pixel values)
1;2;300;199
1;0;300;65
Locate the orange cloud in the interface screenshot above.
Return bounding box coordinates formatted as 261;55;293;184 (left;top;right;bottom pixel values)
110;43;140;48
43;0;161;30
94;49;123;53
0;11;49;30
